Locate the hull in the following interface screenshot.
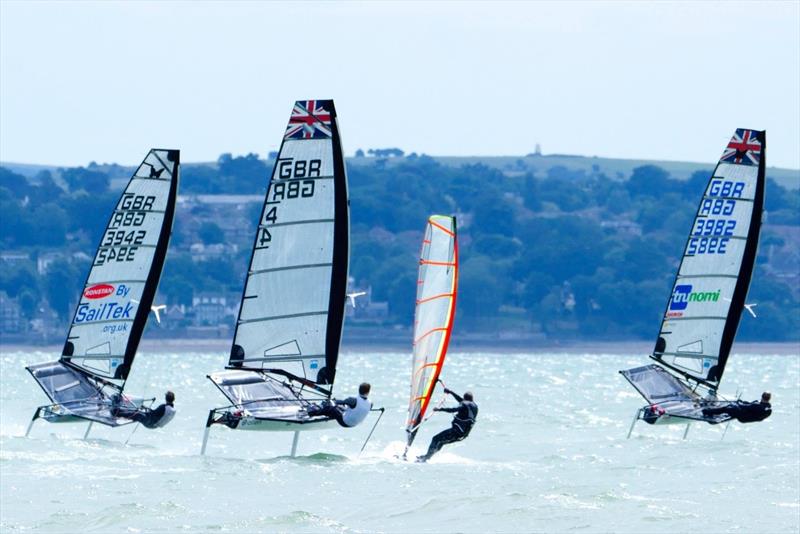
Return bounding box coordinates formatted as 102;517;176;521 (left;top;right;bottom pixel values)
30;395;152;428
639;401;730;426
236;414;341;432
36;405;87;425
206;370;341;432
207;405;340;432
646;412;697;426
621;364;729;426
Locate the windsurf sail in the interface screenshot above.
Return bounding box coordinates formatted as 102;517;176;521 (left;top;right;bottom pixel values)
651;129;765;388
224;99;349;399
27;149;179;422
405;215;458;447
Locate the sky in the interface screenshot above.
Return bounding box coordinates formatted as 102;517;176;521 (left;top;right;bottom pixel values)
1;1;798;169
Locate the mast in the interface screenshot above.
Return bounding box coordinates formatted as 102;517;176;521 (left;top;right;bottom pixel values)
716;133;765;382
651;129;765;388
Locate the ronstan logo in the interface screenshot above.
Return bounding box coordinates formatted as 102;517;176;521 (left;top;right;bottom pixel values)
84;284;115;300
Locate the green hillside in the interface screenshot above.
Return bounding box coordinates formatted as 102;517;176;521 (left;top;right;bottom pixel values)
350;153;800;190
4;152;799;190
1;152;798;343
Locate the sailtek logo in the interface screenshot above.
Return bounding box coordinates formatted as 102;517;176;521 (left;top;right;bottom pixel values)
84;284;115;300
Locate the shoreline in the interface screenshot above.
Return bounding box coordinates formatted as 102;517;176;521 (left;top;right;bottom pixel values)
2;338;798;355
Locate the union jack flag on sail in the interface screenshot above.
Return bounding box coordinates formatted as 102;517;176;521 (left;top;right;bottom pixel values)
284;100;333;140
720;129;762;166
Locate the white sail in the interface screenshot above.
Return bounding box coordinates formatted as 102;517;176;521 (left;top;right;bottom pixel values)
229;100;349;390
62;149;179;380
406;215;458;446
654;129;765;385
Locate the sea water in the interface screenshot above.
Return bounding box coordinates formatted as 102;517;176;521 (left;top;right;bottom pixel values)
1;348;798;533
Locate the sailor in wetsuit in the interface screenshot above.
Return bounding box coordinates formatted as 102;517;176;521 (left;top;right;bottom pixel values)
113;391;177;429
702;391;772;423
306;382;372;428
417;389;478;462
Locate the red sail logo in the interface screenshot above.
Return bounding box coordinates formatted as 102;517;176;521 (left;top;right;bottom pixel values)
84;284;115;300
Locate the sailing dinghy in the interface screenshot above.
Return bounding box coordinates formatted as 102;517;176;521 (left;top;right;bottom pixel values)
202;100;351;456
404;215;459;457
26;149;179;438
620;129;766;436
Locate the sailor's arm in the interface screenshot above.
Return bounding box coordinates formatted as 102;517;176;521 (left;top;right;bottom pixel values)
334;397;358;409
443;388;463;403
434;407;459;413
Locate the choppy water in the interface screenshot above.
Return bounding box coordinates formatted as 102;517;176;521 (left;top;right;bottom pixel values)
1;348;798;533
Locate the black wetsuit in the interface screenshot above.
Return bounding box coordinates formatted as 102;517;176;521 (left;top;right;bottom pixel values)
117;402;174;429
703;400;771;423
307;397;359;428
419;391;478;461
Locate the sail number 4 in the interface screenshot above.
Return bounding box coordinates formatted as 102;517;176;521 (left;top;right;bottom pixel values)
257;160;320;248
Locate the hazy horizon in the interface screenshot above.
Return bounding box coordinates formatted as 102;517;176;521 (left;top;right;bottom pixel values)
2;150;799;175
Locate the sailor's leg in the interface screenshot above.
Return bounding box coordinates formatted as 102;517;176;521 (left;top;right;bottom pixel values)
290;431;300;458
421;427;459;460
25;407;42;437
307;400;332;416
113;406;139;419
200;410;215;455
311;405;347;427
134;410;156;428
419;432;444;461
702;404;732;417
627;408;642;439
332;408;347;428
83;421;94;440
682;423;691;440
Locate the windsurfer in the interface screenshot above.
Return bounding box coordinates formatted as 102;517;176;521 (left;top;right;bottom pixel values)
702;391;772;423
113;391;176;429
306;382;372;428
417;389;478;462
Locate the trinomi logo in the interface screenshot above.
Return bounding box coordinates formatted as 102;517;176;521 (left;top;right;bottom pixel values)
668;285;721;317
84;284;115;300
669;285;693;311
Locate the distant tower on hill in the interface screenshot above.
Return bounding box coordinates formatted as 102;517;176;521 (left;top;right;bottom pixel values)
535;143;542;156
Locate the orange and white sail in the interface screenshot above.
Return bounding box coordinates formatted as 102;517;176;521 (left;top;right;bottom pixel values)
406;215;458;447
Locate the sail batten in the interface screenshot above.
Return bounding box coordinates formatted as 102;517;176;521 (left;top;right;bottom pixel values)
406;216;459;447
652;129;765;387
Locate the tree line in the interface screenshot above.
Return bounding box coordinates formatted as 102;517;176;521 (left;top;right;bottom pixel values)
1;153;798;341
